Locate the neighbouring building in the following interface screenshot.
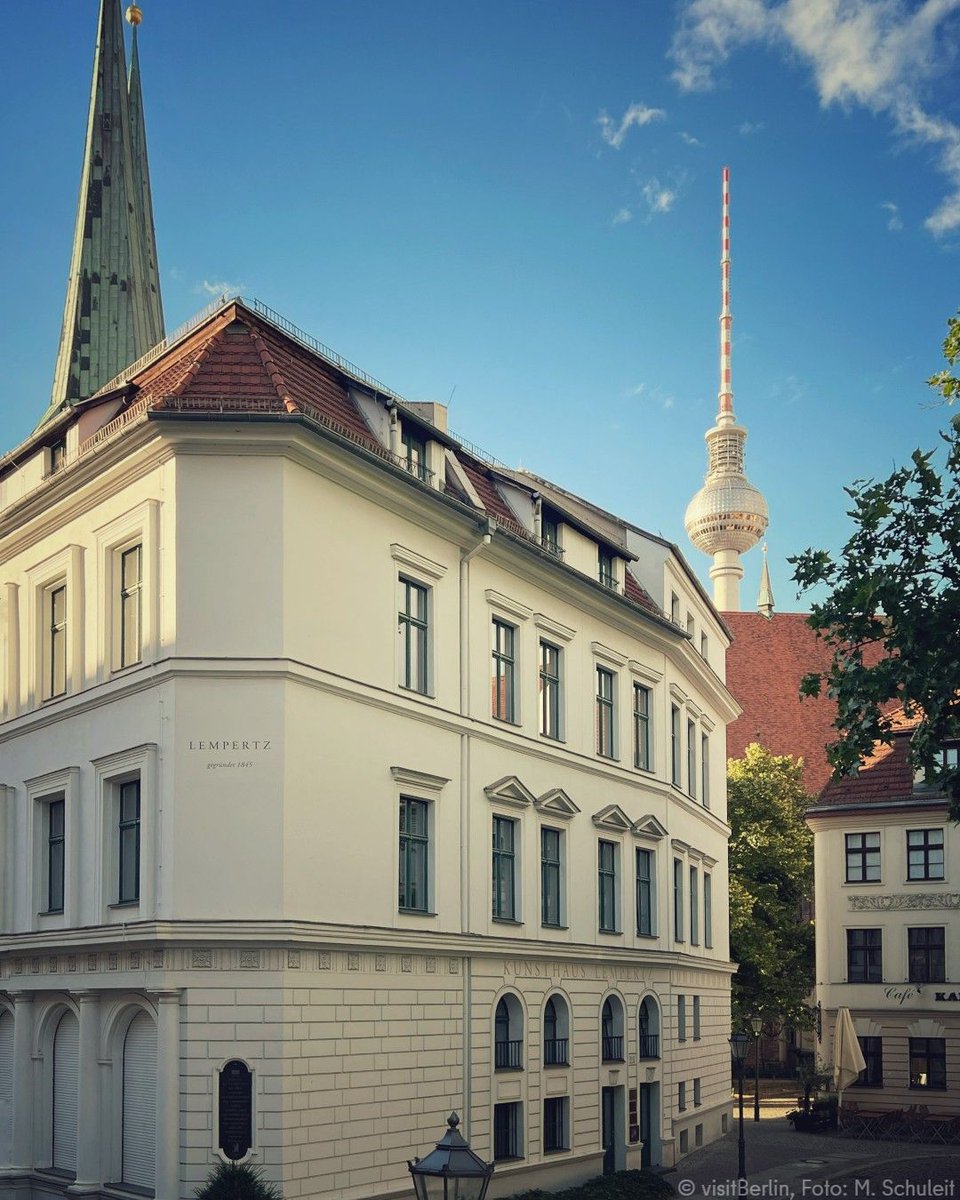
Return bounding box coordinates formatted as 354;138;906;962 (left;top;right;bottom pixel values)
0;3;741;1197
808;713;960;1111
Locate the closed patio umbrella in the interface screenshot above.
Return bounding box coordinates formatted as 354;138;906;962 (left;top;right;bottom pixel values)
833;1007;866;1109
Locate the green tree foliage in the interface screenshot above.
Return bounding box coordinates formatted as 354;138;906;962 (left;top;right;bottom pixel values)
727;744;814;1029
195;1161;283;1200
791;313;960;820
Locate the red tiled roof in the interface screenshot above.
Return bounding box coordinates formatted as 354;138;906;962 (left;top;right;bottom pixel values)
724;611;840;796
816;729;917;807
624;568;661;615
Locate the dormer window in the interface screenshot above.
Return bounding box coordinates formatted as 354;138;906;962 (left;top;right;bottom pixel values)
598;549;616;590
400;424;429;483
541;513;562;558
49;439;67;474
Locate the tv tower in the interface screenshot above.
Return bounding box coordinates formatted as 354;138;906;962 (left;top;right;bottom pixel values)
685;167;768;611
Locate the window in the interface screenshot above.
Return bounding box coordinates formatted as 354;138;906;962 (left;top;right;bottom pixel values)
541;827;563;927
908;927;945;983
638;998;659;1058
598;840;619;932
601;998;624;1061
845;832;881;883
539;641;561;739
492;816;517;920
122;1011;157;1190
679;1129;689;1154
909;1038;946;1089
704;873;713;948
541;513;561;557
494;996;523;1070
673;857;684;942
47;584;67;699
678;1081;687;1112
491;620;517;722
686;720;697;798
700;632;708;660
693;995;701;1040
689;866;699;944
686;613;694;639
671;704;681;785
846;929;882;983
633;684;651;770
52;1010;79;1172
543;1096;569;1153
398;578;429;694
118;780;141;904
694;1078;702;1107
493;1101;522;1160
50;439;67;473
119;544;143;669
599;549;616;589
401;424;428;481
853;1037;883;1088
907;829;944;881
543;996;569;1066
636;848;655;935
701;733;710;808
596;667;616;758
670;592;680;624
678;995;687;1041
399;797;430;912
46;798;65;913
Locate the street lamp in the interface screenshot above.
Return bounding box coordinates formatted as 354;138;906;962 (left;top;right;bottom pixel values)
749;1016;763;1122
729;1031;749;1181
408;1113;494;1200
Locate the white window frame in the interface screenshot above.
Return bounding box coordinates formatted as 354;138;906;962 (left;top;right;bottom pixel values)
93;745;158;922
27;767;81;928
534;613;574;741
598;838;621;934
392;545;446;699
26;545;84;706
95;500;160;679
391;766;449;924
492;812;521;922
540;824;565;928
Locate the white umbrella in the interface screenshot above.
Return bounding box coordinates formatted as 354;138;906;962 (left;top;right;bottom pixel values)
832;1007;866;1108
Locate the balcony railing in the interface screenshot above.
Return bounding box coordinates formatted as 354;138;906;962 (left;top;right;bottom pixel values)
495;1039;524;1070
638;1034;660;1059
601;1035;624;1062
543;1037;569;1066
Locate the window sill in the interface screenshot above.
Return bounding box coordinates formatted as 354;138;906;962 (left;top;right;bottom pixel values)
493;1157;524;1165
494;1066;524;1074
399;685;435;700
540;733;566;744
843;880;883;886
636;931;658;939
904;877;946;885
597;753;620;763
544;1061;570;1069
399;908;437;917
544;1147;571;1155
38;909;65;917
602;1058;626;1065
105;1184;155;1198
542;923;569;931
492;715;522;728
599;928;622;936
493;917;523;926
109;900;140;910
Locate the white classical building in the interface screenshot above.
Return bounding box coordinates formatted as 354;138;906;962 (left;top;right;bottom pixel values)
808;714;960;1112
0;297;740;1198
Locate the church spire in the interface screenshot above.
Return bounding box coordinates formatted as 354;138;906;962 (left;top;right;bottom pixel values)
684;167;768;611
43;1;163;427
757;544;775;619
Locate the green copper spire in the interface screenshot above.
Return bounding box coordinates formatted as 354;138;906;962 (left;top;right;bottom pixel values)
42;0;164;427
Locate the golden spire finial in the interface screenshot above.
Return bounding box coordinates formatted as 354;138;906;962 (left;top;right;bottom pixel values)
125;5;144;26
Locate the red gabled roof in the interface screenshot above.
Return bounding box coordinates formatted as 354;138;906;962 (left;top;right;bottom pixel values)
816;718;919;807
724;611;840;796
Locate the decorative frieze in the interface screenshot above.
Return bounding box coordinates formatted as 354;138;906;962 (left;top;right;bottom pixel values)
850;892;960;911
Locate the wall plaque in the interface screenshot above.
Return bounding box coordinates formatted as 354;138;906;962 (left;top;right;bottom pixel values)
218;1059;253;1161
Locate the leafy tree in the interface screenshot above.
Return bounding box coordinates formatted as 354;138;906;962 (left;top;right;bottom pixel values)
727;744;814;1029
195;1161;283;1200
791;313;960;819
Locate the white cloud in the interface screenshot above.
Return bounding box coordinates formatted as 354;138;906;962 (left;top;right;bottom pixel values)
597;102;666;149
631;382;647;396
196;279;244;298
642;178;678;214
679;130;705;146
668;0;960;234
612;206;634;225
738;120;765;135
882;200;904;231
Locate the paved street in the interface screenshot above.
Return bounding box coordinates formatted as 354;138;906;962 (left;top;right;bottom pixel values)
670;1094;959;1199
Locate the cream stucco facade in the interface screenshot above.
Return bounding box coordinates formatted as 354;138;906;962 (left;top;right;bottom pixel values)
0;301;738;1199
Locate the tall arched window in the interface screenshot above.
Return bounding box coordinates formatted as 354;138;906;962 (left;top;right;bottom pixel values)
543;995;570;1066
0;1008;13;1166
639;998;660;1059
52;1010;79;1173
122;1011;157;1190
601;997;624;1062
494;995;523;1070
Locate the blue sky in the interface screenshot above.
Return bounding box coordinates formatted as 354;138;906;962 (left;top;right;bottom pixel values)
1;0;958;611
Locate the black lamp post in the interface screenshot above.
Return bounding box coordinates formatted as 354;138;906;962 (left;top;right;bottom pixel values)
729;1031;749;1181
408;1113;494;1200
749;1016;763;1122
